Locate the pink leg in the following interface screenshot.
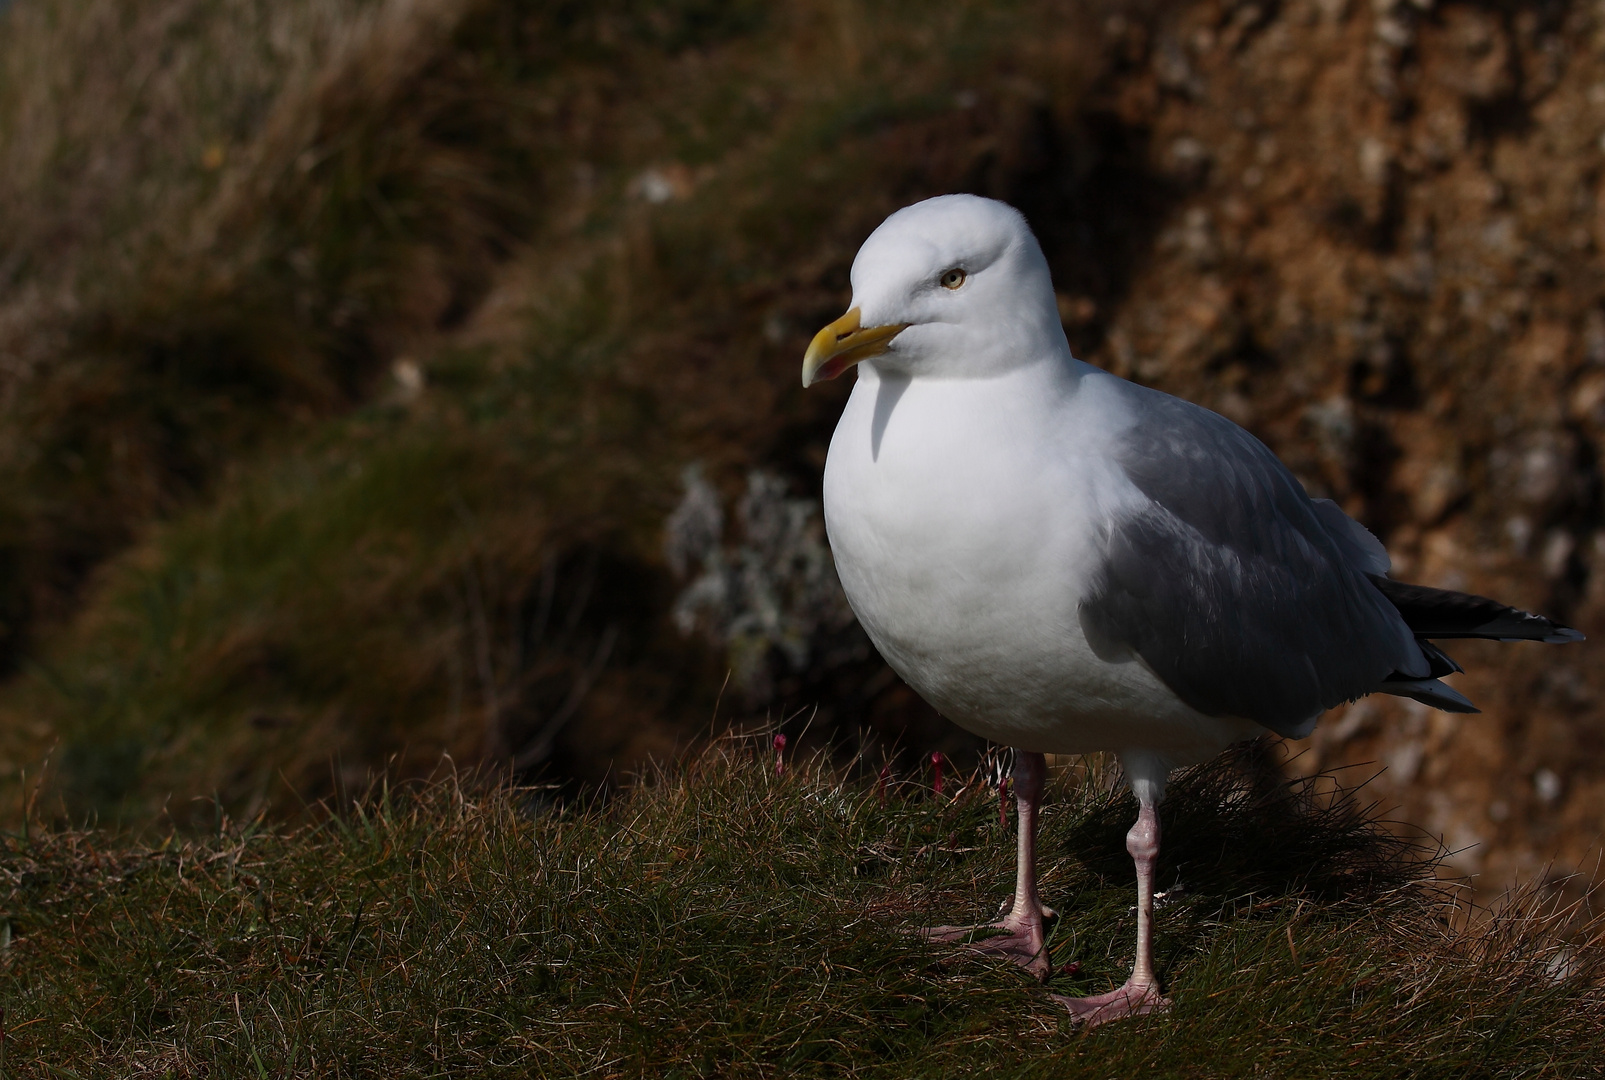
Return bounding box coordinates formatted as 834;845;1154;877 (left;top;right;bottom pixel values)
1051;791;1172;1025
923;750;1055;980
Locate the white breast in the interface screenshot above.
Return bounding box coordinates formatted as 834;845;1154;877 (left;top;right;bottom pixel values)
822;361;1259;763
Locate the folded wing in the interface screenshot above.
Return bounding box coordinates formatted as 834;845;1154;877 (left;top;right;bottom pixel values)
1077;386;1440;737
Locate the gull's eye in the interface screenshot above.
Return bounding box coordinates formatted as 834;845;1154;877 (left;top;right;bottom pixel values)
939;267;967;290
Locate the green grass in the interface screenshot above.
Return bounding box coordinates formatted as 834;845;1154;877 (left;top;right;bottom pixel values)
1;739;1598;1077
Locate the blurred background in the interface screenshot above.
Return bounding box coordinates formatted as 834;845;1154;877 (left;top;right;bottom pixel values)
0;0;1599;901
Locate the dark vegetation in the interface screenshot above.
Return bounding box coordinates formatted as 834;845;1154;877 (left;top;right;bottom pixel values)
1;740;1600;1076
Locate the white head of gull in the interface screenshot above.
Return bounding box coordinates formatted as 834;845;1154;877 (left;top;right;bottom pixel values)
803;193;1583;1025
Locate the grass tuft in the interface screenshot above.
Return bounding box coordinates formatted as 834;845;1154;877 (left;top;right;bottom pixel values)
0;738;1598;1076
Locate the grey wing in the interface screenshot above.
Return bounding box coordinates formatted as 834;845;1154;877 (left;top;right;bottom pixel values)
1077;386;1425;736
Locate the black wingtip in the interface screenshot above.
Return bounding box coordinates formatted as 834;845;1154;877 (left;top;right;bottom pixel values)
1378;676;1481;713
1499;626;1586;644
1370;575;1586;644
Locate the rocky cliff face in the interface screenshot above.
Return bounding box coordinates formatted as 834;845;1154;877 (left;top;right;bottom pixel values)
1035;0;1603;897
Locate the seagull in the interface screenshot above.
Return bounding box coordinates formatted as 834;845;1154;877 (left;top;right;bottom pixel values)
801;194;1583;1026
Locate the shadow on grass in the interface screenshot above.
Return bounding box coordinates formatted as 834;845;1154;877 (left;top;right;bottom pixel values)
1069;740;1427;905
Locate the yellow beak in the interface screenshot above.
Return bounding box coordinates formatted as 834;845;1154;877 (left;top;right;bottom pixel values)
801;308;908;387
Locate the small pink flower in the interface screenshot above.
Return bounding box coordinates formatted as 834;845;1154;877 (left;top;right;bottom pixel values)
931;752;945;796
773;734;788;776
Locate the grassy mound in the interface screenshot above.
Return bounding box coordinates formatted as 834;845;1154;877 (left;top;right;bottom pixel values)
2;741;1598;1076
0;0;1108;824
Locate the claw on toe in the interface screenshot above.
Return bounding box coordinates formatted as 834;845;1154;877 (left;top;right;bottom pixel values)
1050;980;1170;1027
